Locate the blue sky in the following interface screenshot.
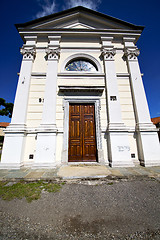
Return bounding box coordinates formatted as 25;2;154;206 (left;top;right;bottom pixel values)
0;0;160;122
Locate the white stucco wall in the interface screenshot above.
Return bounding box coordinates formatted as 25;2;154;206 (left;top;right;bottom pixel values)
117;77;135;127
55;133;63;164
114;51;128;73
23;134;36;166
26;77;45;128
22;38;137;165
128;133;138;162
32;51;47;73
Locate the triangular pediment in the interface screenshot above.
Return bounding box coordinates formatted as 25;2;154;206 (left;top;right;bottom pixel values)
64;22;95;29
15;6;144;32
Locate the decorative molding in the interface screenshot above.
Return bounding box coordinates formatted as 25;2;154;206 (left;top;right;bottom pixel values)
24;36;37;42
116;73;143;78
19;29;142;35
61;53;102;73
31;72;46;77
45;47;60;60
59;86;104;93
101;48;116;60
36;48;47;52
135;123;158;132
60;47;101;52
5;127;63;135
20;47;36;60
116;73;130;77
124;48;140;61
36;125;58;133
62;98;103;163
32;73;105;78
60;47;124;52
48;35;61;45
4;124;27;134
64;22;95;29
58;72;105;77
123;37;136;43
101;36;113;42
107;123;129;132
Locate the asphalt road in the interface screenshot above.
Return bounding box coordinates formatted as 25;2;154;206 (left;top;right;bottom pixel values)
0;178;160;239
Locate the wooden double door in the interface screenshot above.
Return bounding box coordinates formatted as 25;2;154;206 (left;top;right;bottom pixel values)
68;103;97;162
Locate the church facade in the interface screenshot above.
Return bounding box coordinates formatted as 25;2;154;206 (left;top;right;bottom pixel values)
1;6;160;169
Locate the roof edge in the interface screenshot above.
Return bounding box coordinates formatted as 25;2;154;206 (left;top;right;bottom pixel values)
15;6;145;31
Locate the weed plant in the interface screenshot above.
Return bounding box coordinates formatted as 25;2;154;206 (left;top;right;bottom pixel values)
0;181;65;202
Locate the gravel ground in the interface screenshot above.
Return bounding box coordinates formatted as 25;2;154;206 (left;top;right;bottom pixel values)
0;178;160;239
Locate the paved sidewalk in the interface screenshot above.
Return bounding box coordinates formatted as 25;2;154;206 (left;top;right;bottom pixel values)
0;164;160;181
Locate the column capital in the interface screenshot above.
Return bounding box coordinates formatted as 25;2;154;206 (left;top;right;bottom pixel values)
20;46;36;61
101;47;116;61
45;47;60;60
124;47;140;61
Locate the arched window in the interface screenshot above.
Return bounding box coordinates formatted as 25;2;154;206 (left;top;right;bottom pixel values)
65;58;98;72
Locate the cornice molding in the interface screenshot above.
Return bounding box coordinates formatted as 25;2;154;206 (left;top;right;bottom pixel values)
19;29;142;36
31;72;46;77
58;73;105;77
59;86;105;93
116;73;130;77
19;30;142;44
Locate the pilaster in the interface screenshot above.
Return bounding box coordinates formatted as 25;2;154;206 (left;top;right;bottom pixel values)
0;37;37;169
123;37;160;166
101;37;134;167
34;36;61;168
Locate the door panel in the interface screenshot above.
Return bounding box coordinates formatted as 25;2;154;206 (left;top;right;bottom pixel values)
69;105;82;161
68;104;97;162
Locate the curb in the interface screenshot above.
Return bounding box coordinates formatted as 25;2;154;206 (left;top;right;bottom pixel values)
0;174;159;182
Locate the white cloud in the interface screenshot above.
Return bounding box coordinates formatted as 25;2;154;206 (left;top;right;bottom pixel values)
35;0;102;19
36;0;57;18
64;0;102;11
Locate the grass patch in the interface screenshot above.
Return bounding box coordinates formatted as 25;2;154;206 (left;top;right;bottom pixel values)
0;180;65;203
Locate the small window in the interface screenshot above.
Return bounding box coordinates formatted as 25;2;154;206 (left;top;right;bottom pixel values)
65;59;98;72
110;96;117;101
29;154;34;159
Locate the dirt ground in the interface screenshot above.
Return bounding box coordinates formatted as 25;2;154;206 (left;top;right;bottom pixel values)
0;178;160;239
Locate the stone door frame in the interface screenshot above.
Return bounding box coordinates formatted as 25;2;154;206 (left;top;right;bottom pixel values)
62;97;104;164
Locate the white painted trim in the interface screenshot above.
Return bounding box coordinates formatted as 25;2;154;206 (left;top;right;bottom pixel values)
58;73;104;77
116;73;130;77
31;12;80;29
20;30;141;35
64;22;95;29
59;86;105;92
60;48;125;52
60;48;101;51
31;72;46;77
